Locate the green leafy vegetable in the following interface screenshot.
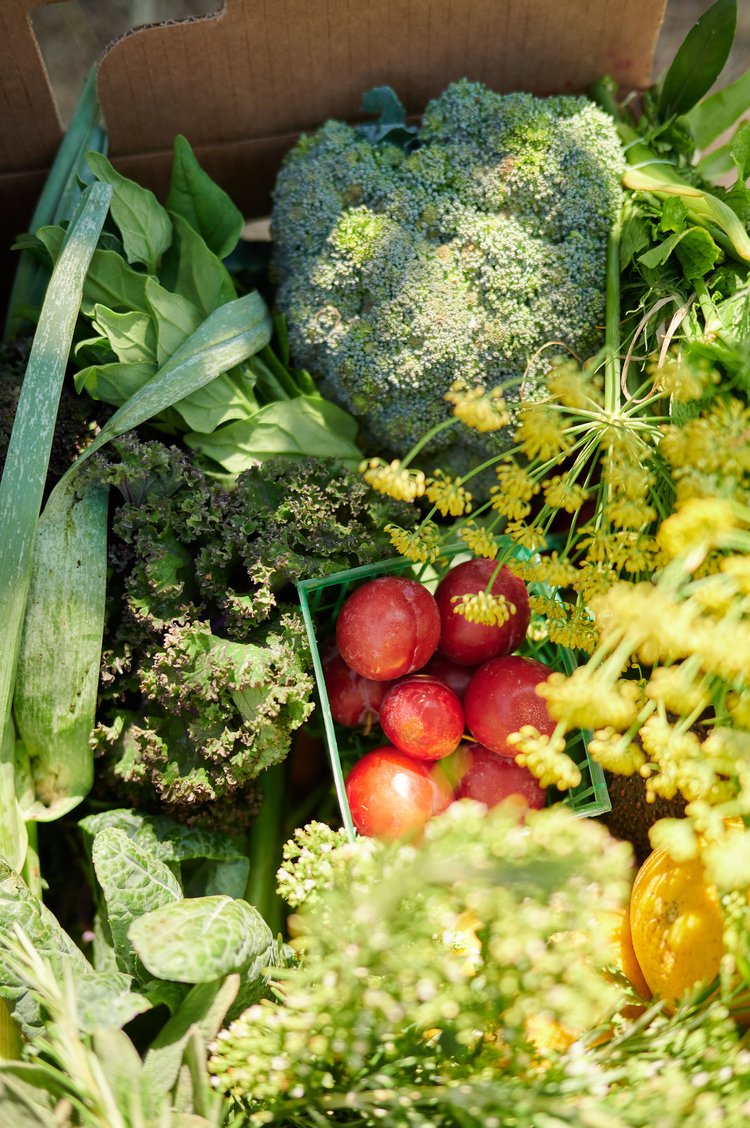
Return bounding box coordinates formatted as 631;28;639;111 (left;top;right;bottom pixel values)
166;134;244;261
656;0;737;120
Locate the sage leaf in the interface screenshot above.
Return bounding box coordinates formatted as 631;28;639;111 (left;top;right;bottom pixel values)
167;135;243;260
184;394;362;473
13;480;108;819
80;809;247;866
88;151;173;273
657;0;737;120
92;827;182;977
0;723;27;872
73;969;151;1033
0;1072;57;1126
128;896;272;984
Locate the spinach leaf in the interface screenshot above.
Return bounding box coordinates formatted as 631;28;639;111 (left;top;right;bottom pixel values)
88;152;173;274
166;135;244;260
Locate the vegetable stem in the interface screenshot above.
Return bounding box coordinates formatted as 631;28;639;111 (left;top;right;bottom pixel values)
244;764;286;935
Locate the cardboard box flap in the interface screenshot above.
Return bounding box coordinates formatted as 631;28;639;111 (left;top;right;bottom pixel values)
97;0;668;162
0;0;64;173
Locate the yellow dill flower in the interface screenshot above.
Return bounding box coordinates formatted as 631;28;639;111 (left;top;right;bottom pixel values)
644;665;711;717
721;555;750;594
542;474;588;515
651;353;712;402
610;531;660;575
505;520;546;552
587;728;645;775
579;528;618;566
445;381;510;432
451;590;515;627
533;552;579;589
601;449;654;502
507;727;582;790
546;618;599;653
490;490;532;521
592;583;697;666
494;461;540;502
516;404;572;462
727;690;750;729
570;561;616;602
384;521;441;564
606;498;657;531
545;357;601;409
693;620;750;683
638;715;703;802
528;594;569;622
538;670;640;731
426;470;473;517
648;817;699;863
361;457;425;502
657;497;738;562
459;522;498;560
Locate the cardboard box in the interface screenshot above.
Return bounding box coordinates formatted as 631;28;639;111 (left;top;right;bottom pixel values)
1;0;668;309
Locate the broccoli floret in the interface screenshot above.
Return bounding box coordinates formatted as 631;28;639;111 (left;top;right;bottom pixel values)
271;80;624;471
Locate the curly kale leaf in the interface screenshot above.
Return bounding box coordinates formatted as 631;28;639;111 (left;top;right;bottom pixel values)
90;437;410;827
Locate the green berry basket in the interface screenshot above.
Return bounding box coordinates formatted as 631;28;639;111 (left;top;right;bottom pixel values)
297;540;610;841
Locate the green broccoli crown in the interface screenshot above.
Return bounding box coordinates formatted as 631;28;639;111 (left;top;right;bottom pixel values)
271;80;624;467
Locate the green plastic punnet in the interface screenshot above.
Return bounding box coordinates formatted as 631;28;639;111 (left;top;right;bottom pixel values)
297;541;610;841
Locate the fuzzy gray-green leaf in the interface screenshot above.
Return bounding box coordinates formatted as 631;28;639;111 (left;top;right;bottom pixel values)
92;827;182;977
128;897;272;984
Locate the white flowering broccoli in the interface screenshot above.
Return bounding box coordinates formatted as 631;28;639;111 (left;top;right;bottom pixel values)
271;81;624;473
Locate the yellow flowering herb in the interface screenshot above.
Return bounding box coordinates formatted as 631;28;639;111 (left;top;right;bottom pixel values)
532;552;579;589
570;561;616;601
504;520;546;552
507;726;582;790
528;594;569;622
545;357;602;410
425;470;473;517
541;474;588;515
494;461;539;502
361;457;426;502
657;497;738;562
546;617;599;653
651;353;712;402
515;403;572;462
538;670;641;732
459;522;498;560
444;381;510;432
384;521;441;564
587;728;645;775
490;492;532;521
644;664;711;717
605;498;657;531
451;590;515;627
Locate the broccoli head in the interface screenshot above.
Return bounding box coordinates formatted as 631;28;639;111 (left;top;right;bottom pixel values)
271;80;624;472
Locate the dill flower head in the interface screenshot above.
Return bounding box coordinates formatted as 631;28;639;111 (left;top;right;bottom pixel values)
450;590;515;626
384;520;442;563
651;352;714;402
425;469;473;517
587;728;645;775
515;403;572;462
644;664;711;716
458;521;498;560
545;356;602;410
505;520;546;552
657;497;738;563
495;460;540;502
542;473;588;515
361;457;426;502
507;726;581;790
444;381;510;432
538;669;641;732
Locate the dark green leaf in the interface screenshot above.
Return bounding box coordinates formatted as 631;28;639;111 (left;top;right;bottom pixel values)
183;858;250;900
184;395;361;474
659;196;689;233
88;152;173;273
80;810;247;866
172;370;258;434
638;226;722;279
128;896;272;983
166;135;243;260
657;0;737;120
